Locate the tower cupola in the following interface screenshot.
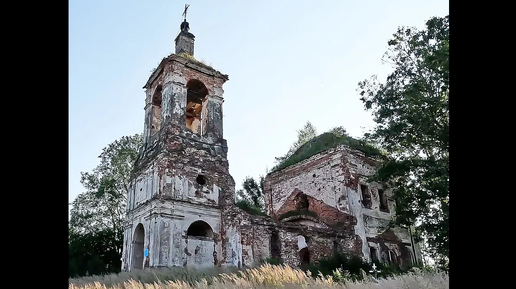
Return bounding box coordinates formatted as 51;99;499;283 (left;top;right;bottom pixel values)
175;4;195;55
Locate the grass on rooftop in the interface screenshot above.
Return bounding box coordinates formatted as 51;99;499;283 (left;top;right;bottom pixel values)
272;132;385;172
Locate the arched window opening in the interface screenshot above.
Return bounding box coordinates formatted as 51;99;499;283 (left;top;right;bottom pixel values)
360;184;372;208
186;220;214;239
389;250;399;265
186;79;209;135
378;189;389;212
299;247;310;267
151;85;163;135
296;193;309;211
132;223;145;270
369;246;379;262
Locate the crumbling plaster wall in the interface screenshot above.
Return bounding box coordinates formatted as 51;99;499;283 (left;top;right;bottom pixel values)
127;155;222;212
127;163;159;210
221;204;361;268
275;227;350;267
341;147;400;262
125;141;235;269
276;226;350;267
265;147;347;216
339;146;421;265
142;55;227;147
264;144;421;264
220;207;289;268
122;198;223;269
122;200;158;271
178;203;222;268
124;54;237;270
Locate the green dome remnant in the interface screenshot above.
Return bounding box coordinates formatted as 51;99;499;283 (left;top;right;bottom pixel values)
272;132;385;172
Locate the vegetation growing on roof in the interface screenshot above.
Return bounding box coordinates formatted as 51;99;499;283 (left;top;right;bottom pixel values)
271;125;385;172
176;52;215;71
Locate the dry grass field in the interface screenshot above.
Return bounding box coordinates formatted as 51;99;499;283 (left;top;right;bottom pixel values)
69;264;449;289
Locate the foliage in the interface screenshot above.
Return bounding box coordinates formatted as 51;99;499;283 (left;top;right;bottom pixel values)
236;176;265;209
327;126;348;137
273;121;318;168
272;127;385;172
260;257;283;265
69;263;449;289
235;175;268;216
176;52;215;70
357;15;449;269
69;228;122;278
69;133;143;277
235;199;267;216
278;209;318;220
307;253;410;282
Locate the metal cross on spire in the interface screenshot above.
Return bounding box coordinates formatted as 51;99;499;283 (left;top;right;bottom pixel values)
182;4;190;21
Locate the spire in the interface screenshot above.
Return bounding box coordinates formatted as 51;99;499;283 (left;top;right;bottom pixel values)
175;4;195;56
180;4;190;32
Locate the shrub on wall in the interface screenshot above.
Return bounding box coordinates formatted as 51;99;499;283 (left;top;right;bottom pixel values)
236;200;267;216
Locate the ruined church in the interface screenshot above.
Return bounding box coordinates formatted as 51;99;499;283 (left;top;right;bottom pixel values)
121;13;422;272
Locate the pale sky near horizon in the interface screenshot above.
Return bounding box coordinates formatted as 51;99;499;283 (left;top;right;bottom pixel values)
69;0;448;207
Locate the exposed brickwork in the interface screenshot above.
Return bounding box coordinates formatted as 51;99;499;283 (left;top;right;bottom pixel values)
275;189;356;232
263;145;423;267
122;34;422;271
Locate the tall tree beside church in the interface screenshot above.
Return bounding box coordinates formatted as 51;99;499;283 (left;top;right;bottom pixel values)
358;16;449;269
236;176;265;209
69;133;143;277
274;121;318;167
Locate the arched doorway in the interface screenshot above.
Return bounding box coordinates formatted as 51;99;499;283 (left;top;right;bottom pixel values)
297;235;310;268
132;223;145;270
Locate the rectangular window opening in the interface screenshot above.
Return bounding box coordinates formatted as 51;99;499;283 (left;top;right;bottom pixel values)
370;247;378;262
378;189;389;213
360;184;371;208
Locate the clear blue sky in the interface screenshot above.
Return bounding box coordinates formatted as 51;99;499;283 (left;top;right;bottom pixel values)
69;0;448;206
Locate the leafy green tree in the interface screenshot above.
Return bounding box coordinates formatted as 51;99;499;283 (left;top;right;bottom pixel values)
328;126;349;137
69;228;122;277
357;16;449;269
236;176;265;209
274;121;318;167
69;133;143;277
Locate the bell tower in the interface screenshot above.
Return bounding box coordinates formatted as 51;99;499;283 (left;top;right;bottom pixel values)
121;5;238;271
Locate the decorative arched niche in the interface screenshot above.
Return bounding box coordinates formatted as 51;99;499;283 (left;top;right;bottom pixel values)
186;220;214;240
295;192;309;211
